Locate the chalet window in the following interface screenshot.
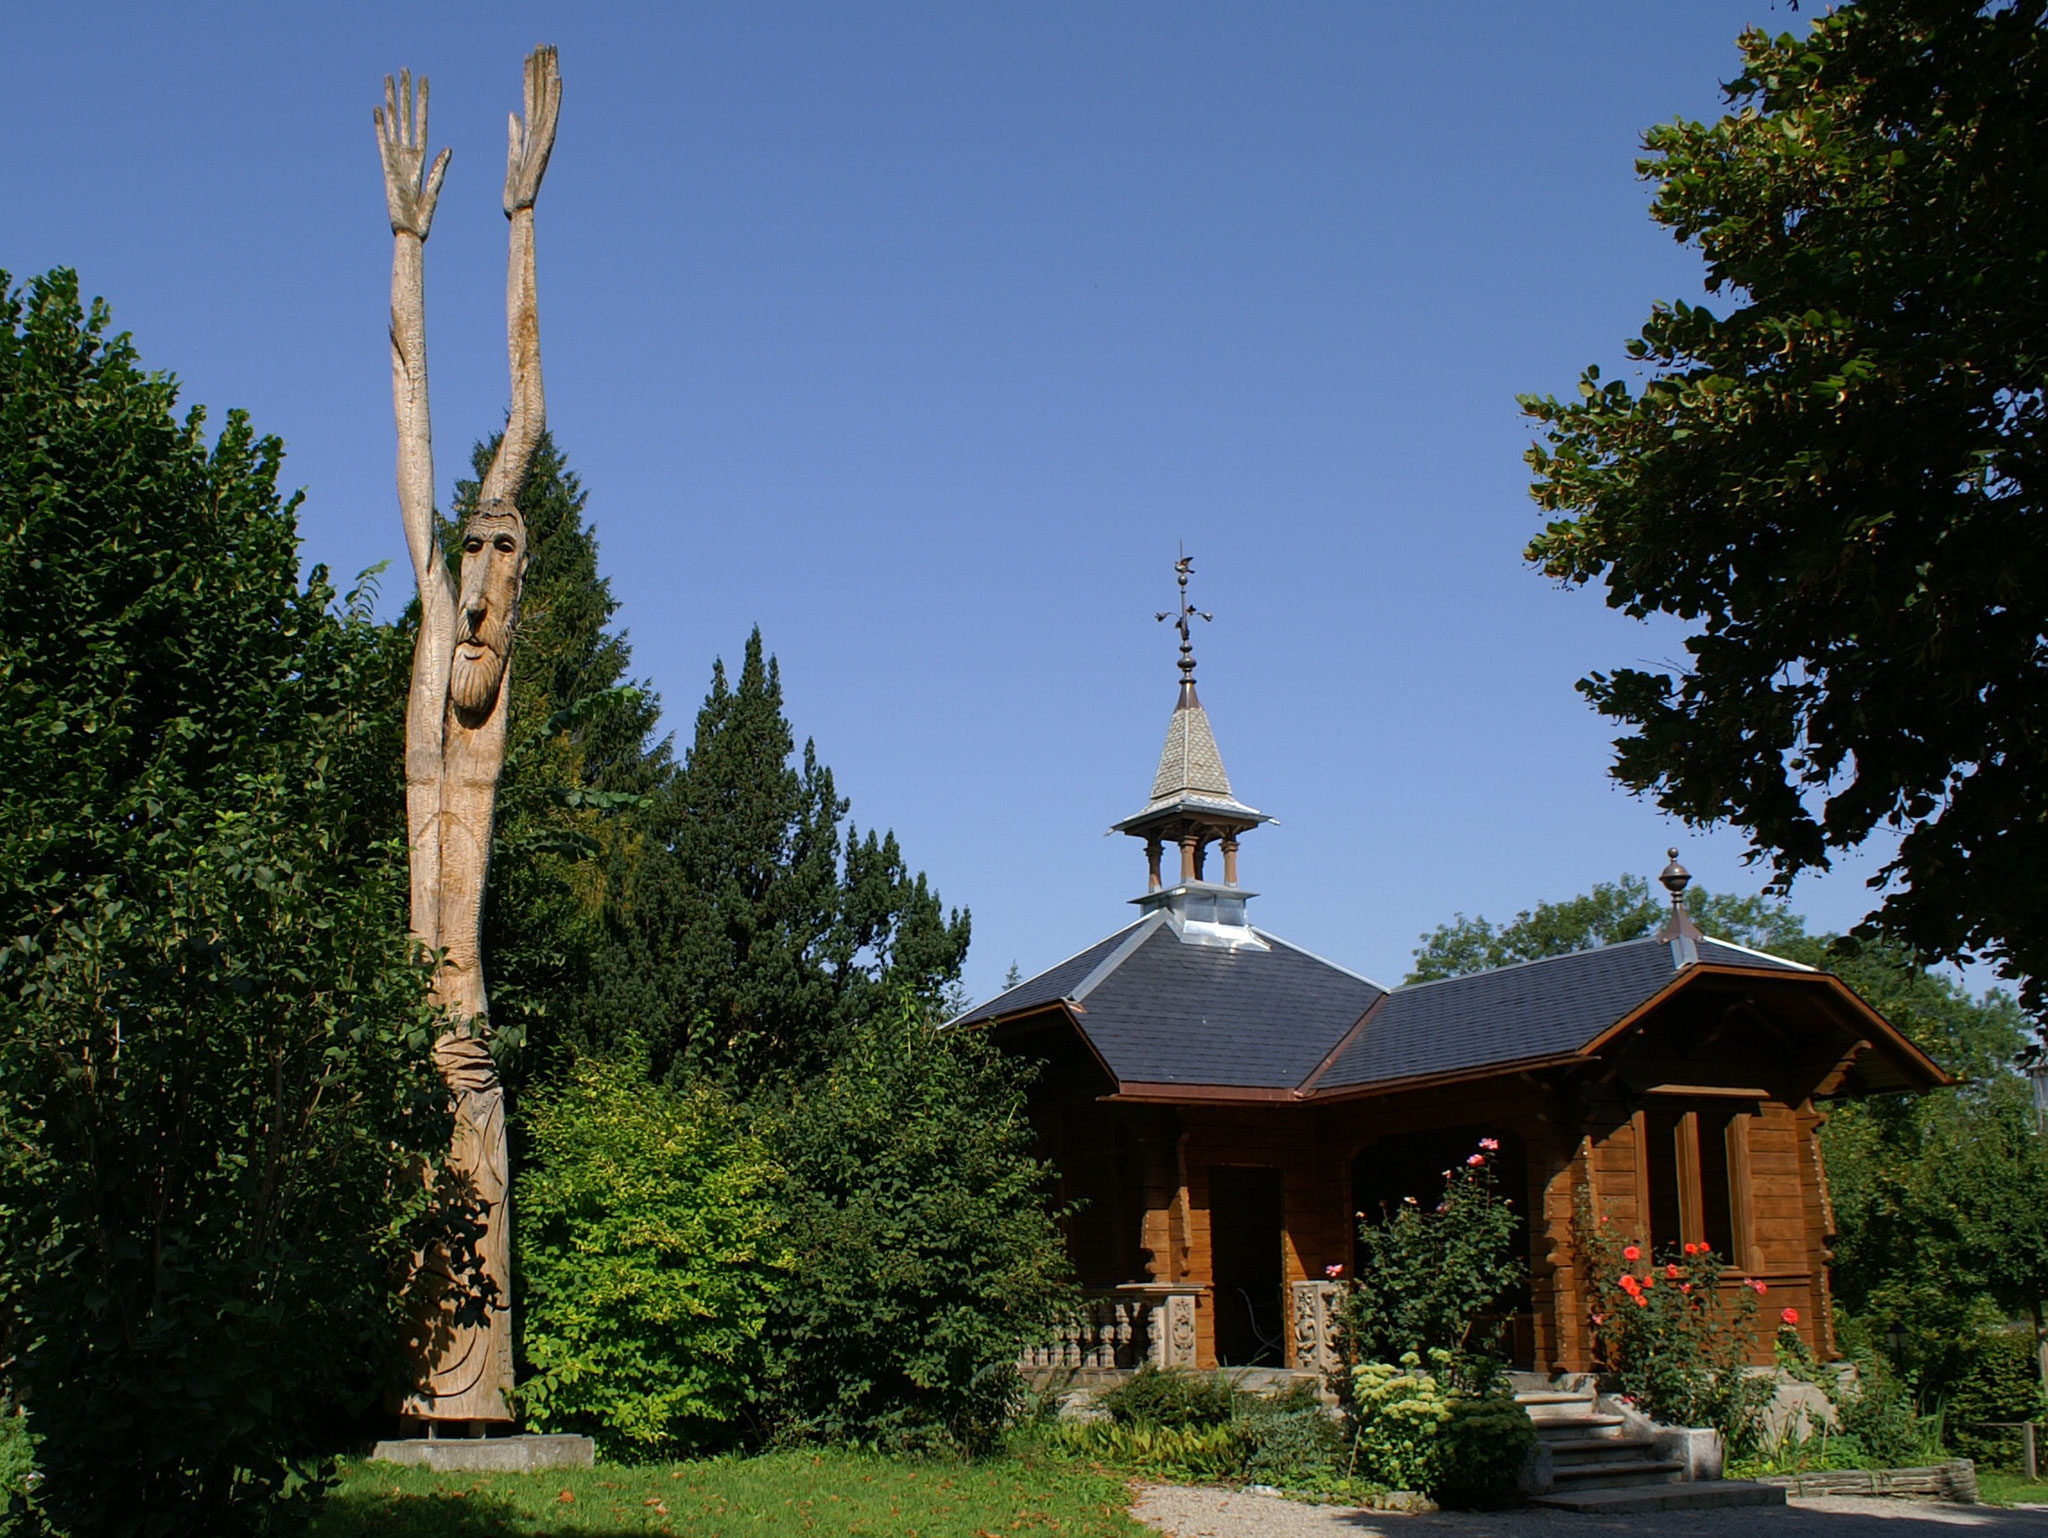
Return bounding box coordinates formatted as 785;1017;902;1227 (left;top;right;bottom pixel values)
1640;1106;1752;1267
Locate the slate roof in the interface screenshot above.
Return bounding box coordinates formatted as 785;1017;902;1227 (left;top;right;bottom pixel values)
1075;922;1385;1087
1314;936;1806;1091
962;923;1146;1022
955;914;1385;1088
961;919;1824;1099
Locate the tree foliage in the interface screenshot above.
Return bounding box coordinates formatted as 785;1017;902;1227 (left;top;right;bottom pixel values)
1521;0;2048;1015
594;631;970;1086
515;1057;788;1460
765;996;1071;1452
1408;874;1801;982
0;271;451;1536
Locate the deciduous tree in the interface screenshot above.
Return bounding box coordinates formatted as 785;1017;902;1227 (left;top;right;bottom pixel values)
0;270;451;1536
1521;0;2048;1016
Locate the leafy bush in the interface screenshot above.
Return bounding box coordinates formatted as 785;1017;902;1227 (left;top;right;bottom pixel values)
515;1056;789;1459
767;995;1073;1452
1754;1327;1940;1474
1575;1192;1772;1453
1947;1331;2045;1469
1042;1419;1245;1481
1338;1138;1524;1385
1237;1393;1348;1490
1349;1352;1534;1506
0;270;451;1536
0;1406;33;1533
1098;1368;1242;1429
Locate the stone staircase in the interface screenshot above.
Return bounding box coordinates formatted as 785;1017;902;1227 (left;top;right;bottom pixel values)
1516;1379;1787;1513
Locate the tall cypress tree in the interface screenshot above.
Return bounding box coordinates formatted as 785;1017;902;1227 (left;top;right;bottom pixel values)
596;629;970;1086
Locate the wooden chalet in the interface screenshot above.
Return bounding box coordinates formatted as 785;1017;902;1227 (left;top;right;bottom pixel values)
955;584;1948;1379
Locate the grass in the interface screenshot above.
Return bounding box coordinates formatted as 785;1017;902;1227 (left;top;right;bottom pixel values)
1975;1471;2048;1507
309;1448;1147;1538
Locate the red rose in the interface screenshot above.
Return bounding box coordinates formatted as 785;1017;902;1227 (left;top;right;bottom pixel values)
1623;1245;1641;1262
1782;1307;1800;1325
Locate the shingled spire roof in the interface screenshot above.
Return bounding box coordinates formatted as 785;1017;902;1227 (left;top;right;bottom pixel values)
1129;676;1264;822
1150;678;1235;804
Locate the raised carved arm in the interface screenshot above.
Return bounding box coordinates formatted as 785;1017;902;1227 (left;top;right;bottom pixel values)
377;71;453;609
378;68;457;945
477;46;561;512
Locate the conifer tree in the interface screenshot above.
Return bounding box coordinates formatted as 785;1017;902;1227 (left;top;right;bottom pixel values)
597;629;970;1085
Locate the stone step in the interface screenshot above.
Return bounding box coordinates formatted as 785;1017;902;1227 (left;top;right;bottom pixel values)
1546;1435;1660;1467
1533;1480;1789;1514
1533;1412;1629;1435
1515;1390;1597;1407
1550;1458;1687;1488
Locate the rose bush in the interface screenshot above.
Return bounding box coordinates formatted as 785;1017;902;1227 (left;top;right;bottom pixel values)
1575;1193;1771;1451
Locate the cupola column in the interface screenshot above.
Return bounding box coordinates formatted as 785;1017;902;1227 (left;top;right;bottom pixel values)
1146;835;1163;892
1179;830;1199;883
1221;834;1239;887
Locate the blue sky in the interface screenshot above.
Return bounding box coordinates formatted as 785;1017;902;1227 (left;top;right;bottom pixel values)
15;2;1931;1005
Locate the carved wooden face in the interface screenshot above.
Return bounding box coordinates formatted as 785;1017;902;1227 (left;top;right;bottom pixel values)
450;508;528;720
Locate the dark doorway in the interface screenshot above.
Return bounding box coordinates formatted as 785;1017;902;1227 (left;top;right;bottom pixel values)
1209;1166;1284;1366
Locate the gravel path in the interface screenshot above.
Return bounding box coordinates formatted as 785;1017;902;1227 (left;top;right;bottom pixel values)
1131;1485;2048;1538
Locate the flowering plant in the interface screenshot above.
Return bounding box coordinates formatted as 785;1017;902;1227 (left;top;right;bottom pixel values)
1338;1139;1525;1392
1573;1189;1771;1452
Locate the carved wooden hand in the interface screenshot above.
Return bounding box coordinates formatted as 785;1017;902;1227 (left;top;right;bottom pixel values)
376;70;452;240
502;46;561;217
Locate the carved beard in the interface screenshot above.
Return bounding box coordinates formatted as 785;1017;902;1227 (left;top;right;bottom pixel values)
449;641;505;717
450;604;515;718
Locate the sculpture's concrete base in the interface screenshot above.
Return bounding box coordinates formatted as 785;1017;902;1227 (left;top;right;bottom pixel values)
370;1433;595;1472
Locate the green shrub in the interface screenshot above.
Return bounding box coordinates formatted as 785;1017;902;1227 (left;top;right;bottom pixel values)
1237;1397;1347;1490
515;1057;788;1459
767;995;1073;1452
1349;1352;1534;1506
1099;1368;1242;1429
1338;1138;1525;1385
1948;1331;2045;1469
0;1405;33;1534
0;271;451;1538
1437;1375;1538;1507
1042;1419;1245;1480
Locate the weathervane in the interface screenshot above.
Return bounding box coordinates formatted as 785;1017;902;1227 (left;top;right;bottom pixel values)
1155;548;1211;683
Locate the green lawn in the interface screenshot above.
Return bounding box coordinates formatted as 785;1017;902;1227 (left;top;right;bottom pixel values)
1975;1471;2048;1507
310;1449;1147;1538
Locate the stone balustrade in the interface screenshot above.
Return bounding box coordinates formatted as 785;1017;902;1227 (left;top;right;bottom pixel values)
1290;1279;1342;1376
1021;1284;1203;1372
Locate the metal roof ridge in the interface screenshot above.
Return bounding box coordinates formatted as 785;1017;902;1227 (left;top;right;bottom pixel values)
1068;912;1171;1005
1699;935;1818;972
1389;935;1667;994
1251;927;1392;992
942;918;1150;1027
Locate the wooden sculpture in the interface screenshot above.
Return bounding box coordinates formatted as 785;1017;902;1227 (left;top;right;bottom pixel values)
376;45;561;1429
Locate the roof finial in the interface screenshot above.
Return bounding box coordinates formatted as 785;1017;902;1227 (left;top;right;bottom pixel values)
1656;846;1704;962
1154;545;1211;686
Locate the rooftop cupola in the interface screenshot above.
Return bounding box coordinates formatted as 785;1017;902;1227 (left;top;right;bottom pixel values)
1111;553;1271;947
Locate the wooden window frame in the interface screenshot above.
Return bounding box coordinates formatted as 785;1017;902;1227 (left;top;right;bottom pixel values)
1632;1104;1757;1271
